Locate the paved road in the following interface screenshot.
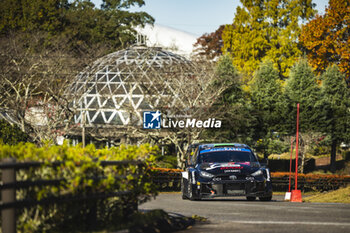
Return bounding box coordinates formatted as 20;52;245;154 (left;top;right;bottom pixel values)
140;193;350;233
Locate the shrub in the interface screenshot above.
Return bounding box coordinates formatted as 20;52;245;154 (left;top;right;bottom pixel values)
0;142;159;232
0;120;28;145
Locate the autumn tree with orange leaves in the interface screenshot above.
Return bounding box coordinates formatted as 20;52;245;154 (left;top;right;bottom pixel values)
300;0;350;84
193;25;225;60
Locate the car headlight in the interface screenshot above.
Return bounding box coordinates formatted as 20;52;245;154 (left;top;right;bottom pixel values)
200;171;214;178
251;169;263;177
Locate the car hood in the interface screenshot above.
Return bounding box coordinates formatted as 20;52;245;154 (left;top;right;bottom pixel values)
199;162;259;175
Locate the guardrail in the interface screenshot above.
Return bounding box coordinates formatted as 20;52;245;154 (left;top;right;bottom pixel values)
0;158;144;233
151;168;350;192
271;172;350;192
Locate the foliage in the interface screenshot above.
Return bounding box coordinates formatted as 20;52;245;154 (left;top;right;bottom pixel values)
300;0;350;84
193;25;225;59
151;168;182;191
0;142;159;232
318;65;350;172
0;0;154;51
202;55;253;143
319;65;350;144
0;32;90;143
282;59;321;134
255;134;290;156
251;61;284;140
215;55;242;103
0;119;28;145
222;0;316;80
154;155;178;169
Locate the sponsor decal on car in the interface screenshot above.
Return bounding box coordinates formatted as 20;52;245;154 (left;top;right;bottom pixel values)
200;147;251;153
224;170;241;173
205;162;245;171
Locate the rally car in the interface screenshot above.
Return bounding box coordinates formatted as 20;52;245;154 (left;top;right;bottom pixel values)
181;143;272;201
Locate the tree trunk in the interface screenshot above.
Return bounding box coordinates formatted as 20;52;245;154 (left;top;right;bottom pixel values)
330;139;337;173
300;152;305;174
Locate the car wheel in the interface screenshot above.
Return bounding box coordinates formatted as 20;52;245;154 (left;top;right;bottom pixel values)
259;196;272;201
246;196;256;201
187;177;200;201
181;178;187;200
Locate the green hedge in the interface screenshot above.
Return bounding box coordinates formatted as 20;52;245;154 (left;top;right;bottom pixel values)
0;142;159;232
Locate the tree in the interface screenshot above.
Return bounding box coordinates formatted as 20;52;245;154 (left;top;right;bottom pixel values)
283;59;321;133
0;32;95;143
0;0;68;34
0;0;154;52
63;0;154;51
222;0;316;80
250;61;283;142
202;55;253;143
319;65;350;172
300;0;350;85
215;55;242;103
283;59;322;172
193;25;225;60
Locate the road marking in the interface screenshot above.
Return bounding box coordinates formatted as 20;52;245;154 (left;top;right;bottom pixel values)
227;220;350;226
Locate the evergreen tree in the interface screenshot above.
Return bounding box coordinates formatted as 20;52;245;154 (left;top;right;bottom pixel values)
251;61;283;138
319;65;350;172
216;55;242;103
222;0;316;80
283;59;321;134
203;56;253;142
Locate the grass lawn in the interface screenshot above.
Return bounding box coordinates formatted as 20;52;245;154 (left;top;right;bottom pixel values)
303;186;350;203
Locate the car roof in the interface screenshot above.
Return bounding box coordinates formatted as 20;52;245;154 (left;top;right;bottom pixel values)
196;143;250;151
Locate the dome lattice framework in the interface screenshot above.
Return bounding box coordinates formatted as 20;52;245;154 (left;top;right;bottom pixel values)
67;45;192;127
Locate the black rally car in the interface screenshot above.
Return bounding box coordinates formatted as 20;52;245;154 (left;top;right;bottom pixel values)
181;143;272;201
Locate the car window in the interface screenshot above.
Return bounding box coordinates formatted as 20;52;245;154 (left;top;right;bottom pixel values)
199;149;257;163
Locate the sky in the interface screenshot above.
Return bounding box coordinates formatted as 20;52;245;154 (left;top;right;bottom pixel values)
91;0;330;36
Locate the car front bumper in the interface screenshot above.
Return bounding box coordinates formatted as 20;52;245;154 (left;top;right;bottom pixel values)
196;179;272;198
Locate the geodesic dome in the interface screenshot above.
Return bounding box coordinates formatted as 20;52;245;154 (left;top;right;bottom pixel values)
67;45;192;126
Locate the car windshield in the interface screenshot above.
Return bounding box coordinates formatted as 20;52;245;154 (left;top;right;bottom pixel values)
199;148;257;163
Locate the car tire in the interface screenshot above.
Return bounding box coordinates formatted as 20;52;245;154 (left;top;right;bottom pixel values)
188;177;200;201
246;196;256;201
181;179;187;200
259;196;272;201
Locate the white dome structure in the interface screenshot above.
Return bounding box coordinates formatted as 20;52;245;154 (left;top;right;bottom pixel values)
67;45;192;129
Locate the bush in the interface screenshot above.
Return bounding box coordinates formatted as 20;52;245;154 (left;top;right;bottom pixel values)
255;134;290;156
0;120;28;145
154;155;178;168
0;142;159;232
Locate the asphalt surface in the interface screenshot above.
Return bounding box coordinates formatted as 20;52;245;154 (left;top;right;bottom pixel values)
140;193;350;233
